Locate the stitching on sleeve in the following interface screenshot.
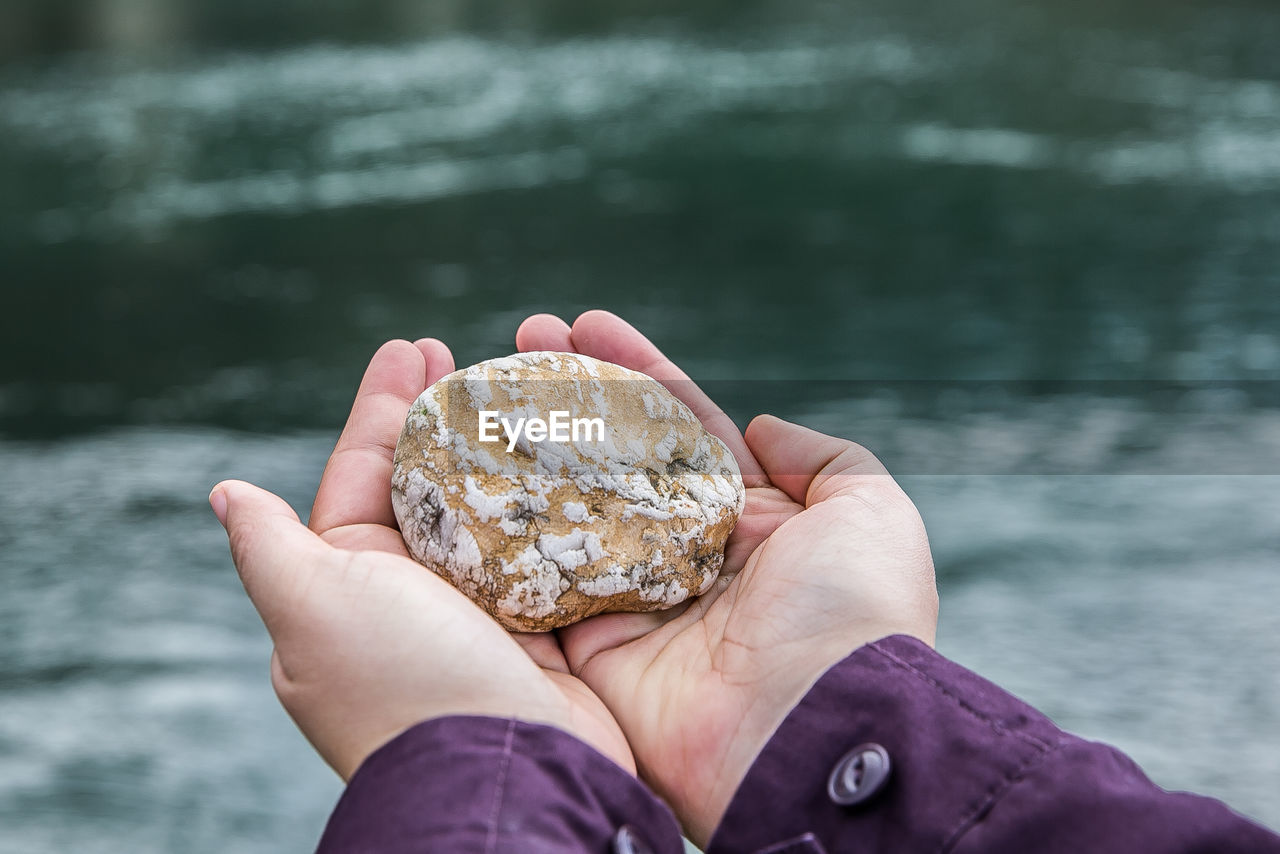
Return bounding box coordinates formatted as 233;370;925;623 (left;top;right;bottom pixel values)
938;736;1066;854
483;719;518;854
866;642;1053;751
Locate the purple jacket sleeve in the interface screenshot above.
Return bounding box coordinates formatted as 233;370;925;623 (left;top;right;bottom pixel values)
316;635;1279;853
707;635;1280;854
315;716;684;853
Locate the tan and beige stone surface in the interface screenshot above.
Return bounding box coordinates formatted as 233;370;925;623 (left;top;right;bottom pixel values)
391;352;745;631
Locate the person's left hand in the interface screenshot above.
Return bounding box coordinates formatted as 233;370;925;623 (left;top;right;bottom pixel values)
211;339;634;780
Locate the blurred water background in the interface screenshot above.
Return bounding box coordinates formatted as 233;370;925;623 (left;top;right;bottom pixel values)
3;1;1280;850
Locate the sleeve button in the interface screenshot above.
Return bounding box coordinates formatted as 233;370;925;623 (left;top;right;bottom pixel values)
827;742;892;806
613;824;655;854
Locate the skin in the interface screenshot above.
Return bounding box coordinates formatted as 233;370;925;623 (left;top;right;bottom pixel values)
211;310;938;848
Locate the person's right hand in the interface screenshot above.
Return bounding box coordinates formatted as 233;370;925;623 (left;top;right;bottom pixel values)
210;339;634;783
517;311;940;847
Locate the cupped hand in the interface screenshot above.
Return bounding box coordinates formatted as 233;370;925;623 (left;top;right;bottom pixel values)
516;311;939;846
211;340;633;780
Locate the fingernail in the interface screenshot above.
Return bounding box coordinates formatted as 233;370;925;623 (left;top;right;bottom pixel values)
209;485;229;529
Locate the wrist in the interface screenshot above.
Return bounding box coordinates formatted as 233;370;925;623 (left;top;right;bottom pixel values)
283;672;593;782
705;636;1045;853
320;716;680;853
683;631;934;845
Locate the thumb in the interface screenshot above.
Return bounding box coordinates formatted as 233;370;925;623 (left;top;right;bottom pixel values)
210;479;336;640
744;414;891;506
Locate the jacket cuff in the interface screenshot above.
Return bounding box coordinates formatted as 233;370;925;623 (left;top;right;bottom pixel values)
706;634;1068;853
708;635;1280;854
317;716;683;854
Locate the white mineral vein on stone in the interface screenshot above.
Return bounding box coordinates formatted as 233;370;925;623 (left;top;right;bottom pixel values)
653;429;678;463
451;524;484;583
562;501;591;523
497;550;568;619
623;503;674;521
465;377;493;409
682;471;741;507
463;475;509;521
637;578;685;604
536;528;605;569
498;517;527;536
520;476;553;513
576;565;631;597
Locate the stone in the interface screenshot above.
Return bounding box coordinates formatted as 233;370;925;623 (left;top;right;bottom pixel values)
391;351;745;631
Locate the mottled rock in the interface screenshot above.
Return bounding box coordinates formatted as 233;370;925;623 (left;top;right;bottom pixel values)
391;352;745;631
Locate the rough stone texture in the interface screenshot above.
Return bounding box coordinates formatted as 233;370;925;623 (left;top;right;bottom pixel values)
391;352;745;631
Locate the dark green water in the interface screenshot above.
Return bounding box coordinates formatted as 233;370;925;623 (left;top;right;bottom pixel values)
2;2;1279;850
5;0;1280;436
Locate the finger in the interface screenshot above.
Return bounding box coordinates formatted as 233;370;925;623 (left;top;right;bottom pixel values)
744;414;890;506
722;485;803;573
515;313;575;353
214;479;336;639
512;631;572;674
558;608;681;675
568;310;765;482
309;340;432;534
414;337;456;386
320;522;412;556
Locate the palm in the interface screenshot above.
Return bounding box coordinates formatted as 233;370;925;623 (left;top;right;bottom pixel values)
576;488;928;828
308;338;634;773
559;482;803;816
